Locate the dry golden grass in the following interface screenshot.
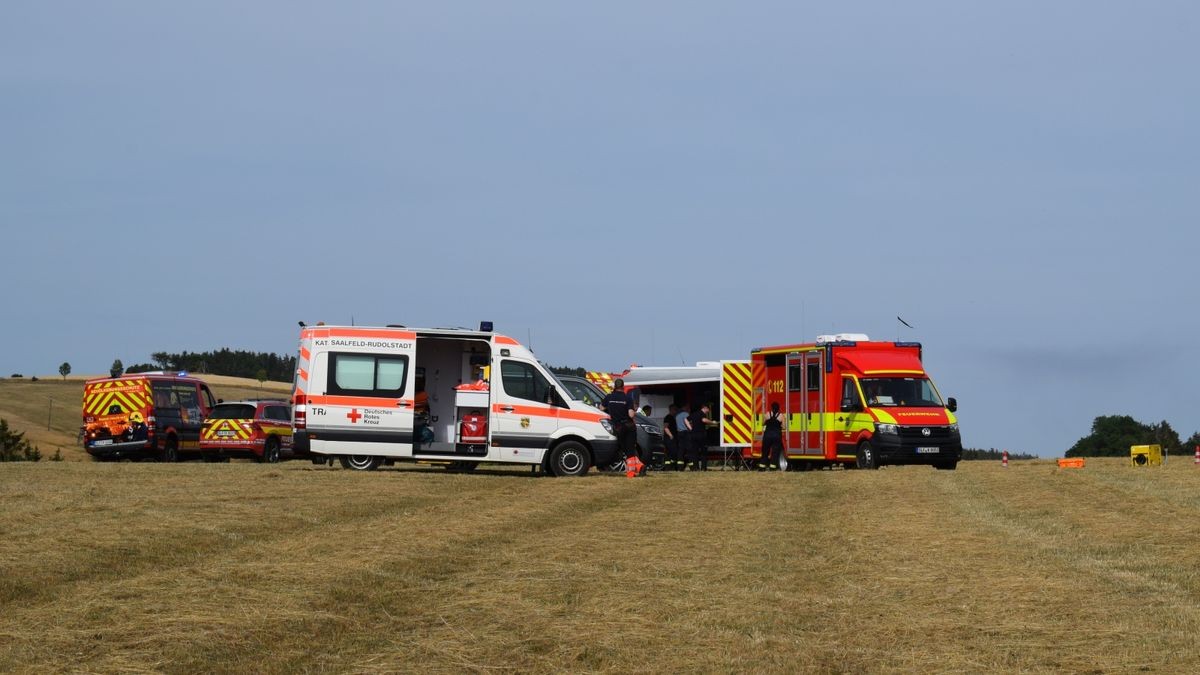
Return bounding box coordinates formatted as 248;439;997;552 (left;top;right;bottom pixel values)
0;377;291;461
2;457;1198;673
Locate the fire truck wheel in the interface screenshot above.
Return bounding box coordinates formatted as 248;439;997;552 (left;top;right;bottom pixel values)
261;437;281;464
855;441;878;470
549;441;591;477
339;455;381;471
777;452;790;472
160;438;179;463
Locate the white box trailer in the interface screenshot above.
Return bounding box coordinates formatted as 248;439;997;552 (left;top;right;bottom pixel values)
291;325;619;476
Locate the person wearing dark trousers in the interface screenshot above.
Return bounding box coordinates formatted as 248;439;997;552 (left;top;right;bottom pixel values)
687;403;715;471
761;402;784;470
601;378;642;476
663;404;681;470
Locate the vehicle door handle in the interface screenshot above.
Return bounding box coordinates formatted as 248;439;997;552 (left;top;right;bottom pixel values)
501;406;514;412
398;401;411;407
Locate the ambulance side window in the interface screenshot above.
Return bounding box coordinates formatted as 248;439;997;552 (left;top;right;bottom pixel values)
328;353;408;396
500;360;552;404
842;378;862;407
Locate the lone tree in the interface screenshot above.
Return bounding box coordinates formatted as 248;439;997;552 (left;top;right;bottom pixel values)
58;362;71;380
110;359;124;378
256;368;267;389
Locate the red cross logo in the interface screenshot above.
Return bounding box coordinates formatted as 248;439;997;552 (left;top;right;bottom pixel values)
346;408;362;423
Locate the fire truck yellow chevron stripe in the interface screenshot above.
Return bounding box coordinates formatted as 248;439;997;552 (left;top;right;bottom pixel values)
722;361;753;445
202;419;252;440
85;389;149;416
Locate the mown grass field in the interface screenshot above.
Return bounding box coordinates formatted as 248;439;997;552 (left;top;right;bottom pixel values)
2;457;1199;673
0;376;291;461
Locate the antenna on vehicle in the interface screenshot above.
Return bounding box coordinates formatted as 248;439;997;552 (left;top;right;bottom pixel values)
677;346;685;366
897;315;914;340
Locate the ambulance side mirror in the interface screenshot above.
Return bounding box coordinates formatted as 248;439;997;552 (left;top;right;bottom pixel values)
840;398;862;413
946;397;957;413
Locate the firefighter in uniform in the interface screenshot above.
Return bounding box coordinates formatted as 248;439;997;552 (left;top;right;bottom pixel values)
687;403;715;471
662;404;681;470
601;378;642;477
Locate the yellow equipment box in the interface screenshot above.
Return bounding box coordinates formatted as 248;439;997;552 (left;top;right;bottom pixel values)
1130;444;1163;467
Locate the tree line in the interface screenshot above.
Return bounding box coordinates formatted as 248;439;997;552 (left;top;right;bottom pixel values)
124;349;297;382
1065;415;1199;458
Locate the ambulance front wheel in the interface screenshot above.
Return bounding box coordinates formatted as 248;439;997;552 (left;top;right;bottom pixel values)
855;441;878;470
339;455;381;471
548;441;591;477
160;437;179;463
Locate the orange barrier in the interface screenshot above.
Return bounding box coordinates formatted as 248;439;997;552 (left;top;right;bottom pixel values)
1057;457;1085;469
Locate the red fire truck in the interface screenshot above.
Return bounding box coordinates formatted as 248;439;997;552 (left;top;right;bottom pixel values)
744;334;961;471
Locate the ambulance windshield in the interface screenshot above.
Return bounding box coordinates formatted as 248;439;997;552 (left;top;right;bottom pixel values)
860;377;944;408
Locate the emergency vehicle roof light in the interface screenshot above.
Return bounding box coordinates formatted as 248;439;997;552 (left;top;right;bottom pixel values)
816;333;871;344
480;321;493;332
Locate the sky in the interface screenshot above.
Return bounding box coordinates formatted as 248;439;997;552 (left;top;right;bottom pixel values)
3;2;1198;457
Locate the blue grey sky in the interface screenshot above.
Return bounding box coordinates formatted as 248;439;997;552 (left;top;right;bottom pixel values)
3;2;1197;457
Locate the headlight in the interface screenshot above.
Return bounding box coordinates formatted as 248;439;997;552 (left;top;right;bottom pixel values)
600;419;614;435
948;423;959;434
637;424;658;434
876;423;898;435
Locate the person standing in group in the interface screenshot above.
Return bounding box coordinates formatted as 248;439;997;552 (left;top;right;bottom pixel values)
601;378;642;477
687;403;715;471
662;404;681;471
760;402;784;471
675;404;692;470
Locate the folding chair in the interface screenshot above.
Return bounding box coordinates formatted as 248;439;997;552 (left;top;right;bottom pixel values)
717;445;753;471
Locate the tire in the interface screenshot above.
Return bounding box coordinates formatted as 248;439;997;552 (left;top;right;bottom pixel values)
855;440;878;470
260;437;281;464
447;461;479;472
777;452;789;472
548;441;591;477
202;452;223;463
160;437;179;463
339;455;381;471
935;459;958;471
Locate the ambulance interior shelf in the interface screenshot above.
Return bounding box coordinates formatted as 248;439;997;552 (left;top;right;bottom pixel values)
455;381;490;446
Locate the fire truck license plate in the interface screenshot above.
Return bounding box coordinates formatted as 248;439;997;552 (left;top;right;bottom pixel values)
915;447;940;454
94;439;113;446
217;430;235;437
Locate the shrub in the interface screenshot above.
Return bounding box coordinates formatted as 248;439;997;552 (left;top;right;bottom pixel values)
1;419;42;462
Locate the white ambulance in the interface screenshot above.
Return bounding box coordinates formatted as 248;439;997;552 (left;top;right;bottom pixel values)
291;324;619;476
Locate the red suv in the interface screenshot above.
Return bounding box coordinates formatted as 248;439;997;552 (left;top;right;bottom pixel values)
200;400;294;463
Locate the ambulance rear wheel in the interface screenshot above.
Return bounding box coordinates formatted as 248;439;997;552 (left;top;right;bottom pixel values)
855;441;878;470
549;441;591;477
340;455;381;471
260;437;281;464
